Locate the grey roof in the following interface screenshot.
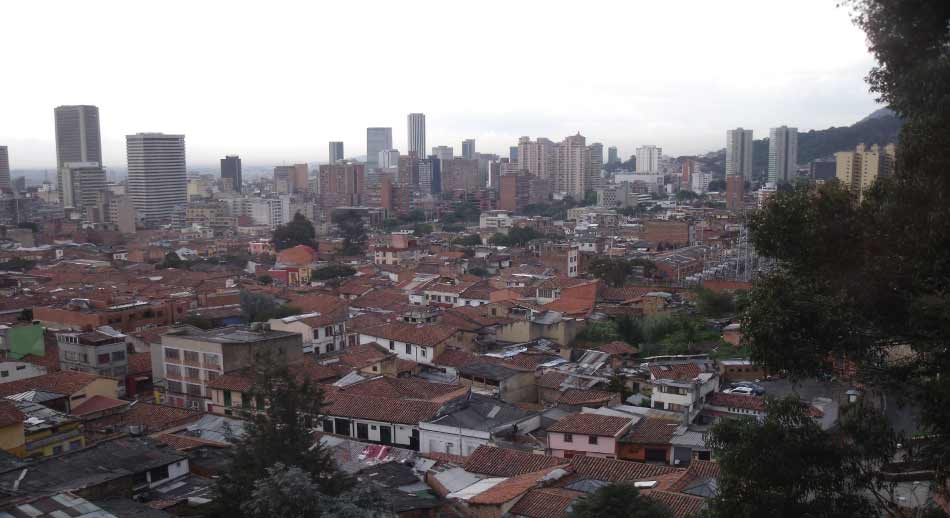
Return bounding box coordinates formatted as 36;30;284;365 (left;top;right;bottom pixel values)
424;394;536;432
185;414;247;443
458;361;524;381
0;493;123;518
164;324;298;344
93;498;174;517
682;477;719;498
565;478;611;493
5;390;64;403
0;437;187;494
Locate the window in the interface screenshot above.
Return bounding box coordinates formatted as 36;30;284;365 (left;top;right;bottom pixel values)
223;390;232;407
206;371;219;382
326;343;335;353
70;440;82;450
112;366;127;377
98;353;111;364
372;365;378;372
166;364;181;378
203;353;220;369
186;383;202;396
184;350;200;364
324;326;333;337
149;464;170;483
0;371;7;378
588;435;598;445
167;381;183;394
164;348;180;361
15;365;25;371
389;340;395;350
313;329;320;339
405;344;412;354
111;351;126;362
52;445;63;455
186;367;200;380
421;348;427;358
564;433;573;443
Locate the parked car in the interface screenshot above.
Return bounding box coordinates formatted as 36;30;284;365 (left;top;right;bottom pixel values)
723;386;756;396
729;381;766;395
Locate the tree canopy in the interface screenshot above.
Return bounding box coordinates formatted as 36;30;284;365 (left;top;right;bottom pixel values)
310;264;356;281
488;227;544;247
273;213;317;251
568;483;671;518
335;209;367;256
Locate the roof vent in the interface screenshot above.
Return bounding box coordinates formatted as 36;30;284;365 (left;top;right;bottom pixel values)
634;481;658;489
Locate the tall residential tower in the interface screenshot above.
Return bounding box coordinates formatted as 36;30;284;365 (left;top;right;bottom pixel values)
126;133;187;226
726;128;754;180
407;113;426;158
768;126;798;184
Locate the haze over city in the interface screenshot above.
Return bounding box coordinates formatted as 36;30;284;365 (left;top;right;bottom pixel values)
2;0;878;168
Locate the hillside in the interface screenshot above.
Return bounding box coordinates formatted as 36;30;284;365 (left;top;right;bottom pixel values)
697;110;903;179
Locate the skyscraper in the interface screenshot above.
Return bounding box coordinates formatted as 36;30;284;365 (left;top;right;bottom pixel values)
462;139;476;160
517;137;557;180
607;146;619;164
60;162;106;211
768;126;799;184
509;146;519;163
0;146;9;192
55;105;102;193
635;145;662;173
329;141;344;164
587;142;604;191
556;134;587;197
379;149;400;169
318;163;365;206
126;133;187;226
726;128;754;180
407;113;426;159
432;146;454;161
366;127;392;170
220;155;242;192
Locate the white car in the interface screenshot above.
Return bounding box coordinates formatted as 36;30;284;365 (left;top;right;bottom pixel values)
723;386;755;396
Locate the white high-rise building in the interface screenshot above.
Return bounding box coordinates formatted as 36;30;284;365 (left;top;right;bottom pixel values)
126;133;187;226
366;127;392;170
407;113;426;158
60;162;106;211
726;128;754;180
768;126;799;184
636;145;662;173
432;146;454;161
556;134;588;197
379;149;400;169
691;172;713;194
517;137;557;180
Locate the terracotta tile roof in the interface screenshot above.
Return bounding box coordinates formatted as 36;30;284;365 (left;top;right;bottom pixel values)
70;395;130;417
345;312;389;333
276;245;318;266
597;341;638;355
599;286;656;303
498;353;560;371
0;370;112;398
155;432;230;451
623;417;680;445
686;459;720;480
649;363;702;381
422;451;468;465
469;467;560;505
464;446;567;477
542;297;595;317
433;348;477;368
285;293;347;314
85;402;201;435
642;490;706;518
0;400;25;428
441;307;512;331
568;455;682;482
557;389;616;406
322;392;442;425
397;358;417;374
349;288;405;308
359;321;457;347
293;306;348;328
548;413;632;436
127;353;152;375
509;488;583;518
206;371;253;392
339;377;466;403
337;342;396;369
538;371;570;389
706;392;765;411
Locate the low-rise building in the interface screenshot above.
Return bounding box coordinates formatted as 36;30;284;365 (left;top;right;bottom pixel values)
268;308;347;355
57;330;128;384
546;413;634;459
419;394;541;456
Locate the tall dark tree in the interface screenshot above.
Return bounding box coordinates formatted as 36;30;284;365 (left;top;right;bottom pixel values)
588;257;633;288
568;483;671;518
212;356;350;517
336;209;367;256
272;213;317;251
731;0;950;506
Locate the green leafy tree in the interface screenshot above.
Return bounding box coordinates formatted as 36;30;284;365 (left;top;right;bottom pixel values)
17;308;33;322
273;213;317;251
568;483;671;518
181;314;214;330
695;288;735;317
257;275;273;285
311;264;356;281
614;315;644;345
159;252;184;269
212;357;350;517
452;234;482;247
0;257;36;272
588;257;633;287
380;219;400;232
468;266;489;277
336;209;367;256
412;223;433;237
240;290;279;323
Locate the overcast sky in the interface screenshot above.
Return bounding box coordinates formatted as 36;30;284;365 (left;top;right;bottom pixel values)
2;0;879;169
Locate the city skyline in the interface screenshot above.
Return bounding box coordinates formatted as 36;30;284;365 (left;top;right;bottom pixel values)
2;1;879;168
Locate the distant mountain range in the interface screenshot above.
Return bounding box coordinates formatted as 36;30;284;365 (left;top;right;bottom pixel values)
698;108;903;177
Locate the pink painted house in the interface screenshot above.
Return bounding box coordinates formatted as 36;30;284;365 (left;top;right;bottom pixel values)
546;413;633;459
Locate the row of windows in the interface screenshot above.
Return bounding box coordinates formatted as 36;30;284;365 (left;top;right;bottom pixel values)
0;365;28;377
167;380;204;397
164;348;221;368
562;433;599;445
386;340;427;358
